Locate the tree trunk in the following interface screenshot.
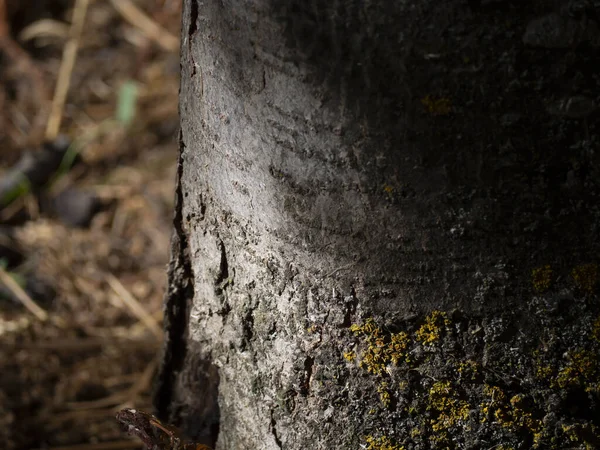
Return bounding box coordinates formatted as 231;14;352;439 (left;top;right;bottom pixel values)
155;1;600;449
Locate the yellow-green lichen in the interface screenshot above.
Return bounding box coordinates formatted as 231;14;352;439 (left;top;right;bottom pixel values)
571;263;598;294
389;331;410;364
535;362;554;381
421;95;452;116
415;311;450;345
348;307;600;449
556;349;598;390
532;265;553;293
378;382;392;408
350;318;410;375
592;316;600;342
427;381;470;433
343;351;356;362
364;435;404;450
533;349;554;382
561;423;600;450
481;385;543;447
350;318;381;340
410;427;421;439
457;360;480;382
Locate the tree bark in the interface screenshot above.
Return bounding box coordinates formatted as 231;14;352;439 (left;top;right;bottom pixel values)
155;1;600;449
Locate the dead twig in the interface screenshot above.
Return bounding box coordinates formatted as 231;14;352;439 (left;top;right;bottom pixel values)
46;0;90;140
110;0;178;52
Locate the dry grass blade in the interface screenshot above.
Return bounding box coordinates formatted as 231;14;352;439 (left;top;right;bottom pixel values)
110;0;178;51
0;266;48;321
34;440;144;450
19;19;70;44
106;273;163;340
46;0;90;140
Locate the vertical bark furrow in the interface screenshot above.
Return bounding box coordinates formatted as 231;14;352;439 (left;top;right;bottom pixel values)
154;132;194;422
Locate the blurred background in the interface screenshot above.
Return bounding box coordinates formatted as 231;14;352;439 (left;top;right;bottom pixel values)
0;0;181;448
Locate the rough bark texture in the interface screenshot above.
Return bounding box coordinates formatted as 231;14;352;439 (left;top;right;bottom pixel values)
155;1;600;449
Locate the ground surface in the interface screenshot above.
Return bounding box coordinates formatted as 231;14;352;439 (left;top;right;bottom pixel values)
0;1;180;449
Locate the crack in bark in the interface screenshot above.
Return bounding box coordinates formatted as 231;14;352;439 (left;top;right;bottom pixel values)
342;285;358;327
188;0;198;37
188;0;199;77
214;239;232;318
300;356;315;396
215;239;229;286
270;409;283;449
277;262;297;295
154;131;219;448
154;131;195;423
241;299;255;350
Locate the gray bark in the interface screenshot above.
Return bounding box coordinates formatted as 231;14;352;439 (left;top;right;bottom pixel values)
156;1;600;449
